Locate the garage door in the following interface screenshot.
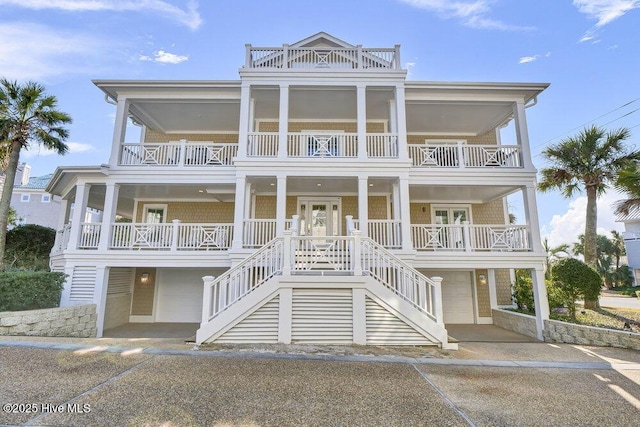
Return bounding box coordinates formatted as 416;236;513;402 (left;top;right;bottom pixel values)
428;271;474;324
155;269;205;323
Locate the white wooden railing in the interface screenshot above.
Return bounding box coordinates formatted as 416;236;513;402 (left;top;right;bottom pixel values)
411;223;531;252
201;231;441;324
247;133;279;157
246;45;400;69
111;223;174;250
53;223;72;253
408;143;521;168
78;223;101;249
243;219;277;248
287;133;357;157
368;220;402;249
120;141;237;166
177;224;233;250
367;134;398;158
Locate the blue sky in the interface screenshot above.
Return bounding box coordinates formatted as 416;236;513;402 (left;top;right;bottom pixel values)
1;0;639;247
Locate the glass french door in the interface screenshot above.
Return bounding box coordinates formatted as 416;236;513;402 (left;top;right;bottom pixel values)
298;199;341;239
433;207;469;249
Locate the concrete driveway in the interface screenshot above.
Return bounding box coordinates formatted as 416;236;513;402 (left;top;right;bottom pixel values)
1;339;639;426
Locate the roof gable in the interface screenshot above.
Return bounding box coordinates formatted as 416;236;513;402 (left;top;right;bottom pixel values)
289;32;355;49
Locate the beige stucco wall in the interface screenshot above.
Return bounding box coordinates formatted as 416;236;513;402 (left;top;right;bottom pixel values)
495;269;513;305
257;121;385;132
131;268;156;316
368;196;388;220
254;196;277;219
135;202;235;223
410;203;432;224
407;130;497;145
472;200;506;224
474;269;492;317
144;129;239;143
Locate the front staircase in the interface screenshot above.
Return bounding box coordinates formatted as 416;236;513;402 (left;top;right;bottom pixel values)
196;230;455;349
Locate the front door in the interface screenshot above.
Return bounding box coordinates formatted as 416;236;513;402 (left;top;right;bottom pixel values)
298;198;341;239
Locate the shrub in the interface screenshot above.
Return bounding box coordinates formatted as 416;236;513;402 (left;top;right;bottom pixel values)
3;224;56;271
512;270;564;314
551;258;601;319
0;271;66;311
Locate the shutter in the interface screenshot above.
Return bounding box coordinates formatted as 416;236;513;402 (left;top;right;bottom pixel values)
69;266;97;301
217;295;280;343
291;289;353;344
366;296;433;345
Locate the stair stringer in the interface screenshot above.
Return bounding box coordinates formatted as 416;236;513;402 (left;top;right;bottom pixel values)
196;276;282;345
363;277;452;348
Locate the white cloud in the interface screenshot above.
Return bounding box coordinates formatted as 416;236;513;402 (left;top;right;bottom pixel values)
542;190;626;249
139;50;189;64
0;0;202;30
0;22;106;80
397;0;534;31
22;142;95;158
573;0;640;27
519;55;538;64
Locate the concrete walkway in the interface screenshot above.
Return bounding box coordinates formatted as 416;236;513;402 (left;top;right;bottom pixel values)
1;337;639;426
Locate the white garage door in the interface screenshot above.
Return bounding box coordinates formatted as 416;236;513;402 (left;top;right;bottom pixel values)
155;269;205;323
428;271;474;324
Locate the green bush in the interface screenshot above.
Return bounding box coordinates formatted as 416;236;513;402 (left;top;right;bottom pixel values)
551;258;601;319
512;270;564;314
0;271;66;311
4;224;56;271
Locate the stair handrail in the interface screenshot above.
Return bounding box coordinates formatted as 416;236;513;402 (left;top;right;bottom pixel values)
203;237;284;322
360;237;442;322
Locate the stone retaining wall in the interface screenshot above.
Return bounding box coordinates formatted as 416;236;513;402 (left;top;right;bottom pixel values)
492;309;539;339
544;319;640;350
0;304;97;338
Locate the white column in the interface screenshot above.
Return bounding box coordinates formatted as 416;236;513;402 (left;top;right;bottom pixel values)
522;183;543;252
358;177;369;237
59;264;75;307
56;199;70;231
487;269;498;309
392;182;400;220
237;84;251;159
531;266;549;341
275;176;287;236
98;183;120;251
352;288;367;344
431;276;444;326
399;178;412;251
395;85;409;161
388;99;397;134
94;266;110;337
513;100;534;169
67;183;91;250
109;98;129;165
278;84;289;159
201;275;216;326
357;84;367;160
231;176;247;249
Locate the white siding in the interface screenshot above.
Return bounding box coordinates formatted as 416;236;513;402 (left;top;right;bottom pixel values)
365;297;433;345
291;289;353;344
217;295;280;343
69;266;97;301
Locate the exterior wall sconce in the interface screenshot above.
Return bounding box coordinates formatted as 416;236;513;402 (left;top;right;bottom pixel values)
478;274;487;286
140;272;150;285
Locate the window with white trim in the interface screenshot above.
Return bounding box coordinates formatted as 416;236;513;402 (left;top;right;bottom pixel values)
20;194;30;202
41;194;51;203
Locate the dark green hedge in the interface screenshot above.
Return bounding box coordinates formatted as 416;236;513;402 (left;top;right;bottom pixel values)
0;271;66;311
4;224;56;271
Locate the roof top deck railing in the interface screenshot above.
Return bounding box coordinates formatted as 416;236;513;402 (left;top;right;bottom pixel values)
245;44;401;70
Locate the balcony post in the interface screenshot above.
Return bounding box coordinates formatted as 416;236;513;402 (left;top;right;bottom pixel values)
522;183;543;252
457;141;465;169
179;139;187;166
358;177;369;237
513;100;534;170
394;84;409;161
398;178;412;251
282;230;292;276
244;44;252;68
171;219;181;251
463;221;472;252
67;183;91;251
357;84;367;159
237;84;251;159
109;97;130;166
430;276;444;326
346;215;354;234
394;44;401;69
278;84;289;159
201;276;216;325
98;183;120;251
352;230;362;276
282;44;289;69
357;45;363;69
291;214;299;235
231;176;247;249
276;176;287;236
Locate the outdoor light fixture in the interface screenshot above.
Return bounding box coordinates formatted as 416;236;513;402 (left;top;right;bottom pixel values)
140;272;150;284
478;274;487;285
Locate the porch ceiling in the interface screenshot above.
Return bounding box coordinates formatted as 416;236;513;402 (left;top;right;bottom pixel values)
410;184;516;203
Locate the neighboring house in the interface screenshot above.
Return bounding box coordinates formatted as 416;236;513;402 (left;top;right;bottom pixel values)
616;207;640;287
46;33;550;347
11;164;101;230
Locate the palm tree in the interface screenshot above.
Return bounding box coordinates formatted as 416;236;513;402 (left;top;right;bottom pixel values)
614;162;640;217
538;125;640;308
0;79;71;270
542;237;569;279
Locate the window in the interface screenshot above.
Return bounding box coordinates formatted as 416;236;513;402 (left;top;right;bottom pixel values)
41;194;51;203
142;204;167;223
20;194;30;202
